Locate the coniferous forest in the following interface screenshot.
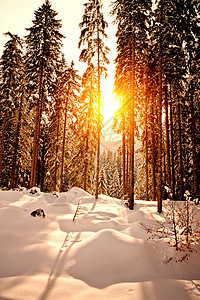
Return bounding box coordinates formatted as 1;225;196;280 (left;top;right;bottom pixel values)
0;0;199;213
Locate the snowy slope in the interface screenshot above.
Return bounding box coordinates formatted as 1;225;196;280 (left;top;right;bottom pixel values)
0;187;200;300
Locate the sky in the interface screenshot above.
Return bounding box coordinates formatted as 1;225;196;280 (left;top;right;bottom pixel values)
0;0;118;122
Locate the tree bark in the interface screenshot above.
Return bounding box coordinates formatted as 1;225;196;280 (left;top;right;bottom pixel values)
164;84;171;190
177;100;184;200
53;108;60;191
169;83;175;199
190;90;198;200
151;96;156;202
122;115;126;198
95;10;101;200
10;89;24;189
126;139;129;197
60;95;69;192
0;77;10;185
0;101;8;184
128;16;135;210
157;0;163;213
30;61;44;188
145;78;149;201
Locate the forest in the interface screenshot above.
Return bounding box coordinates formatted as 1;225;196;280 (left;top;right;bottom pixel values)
0;0;199;212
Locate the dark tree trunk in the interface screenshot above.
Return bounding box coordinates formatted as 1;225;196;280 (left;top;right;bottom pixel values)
169;84;175;199
151;97;156;202
126;139;129;198
84;135;89;191
128;16;135;210
10;90;24;189
60;96;69;192
164;84;171;190
30;62;44;188
190;89;199;200
53;110;60;191
178;100;184;200
122;116;126;198
145;82;149;201
157;0;163;213
40;129;47;192
0;101;8;184
95;11;101;200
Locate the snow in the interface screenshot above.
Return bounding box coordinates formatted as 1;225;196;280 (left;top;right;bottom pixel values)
0;188;200;300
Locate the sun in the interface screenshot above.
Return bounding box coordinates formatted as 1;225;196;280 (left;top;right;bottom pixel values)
101;77;120;121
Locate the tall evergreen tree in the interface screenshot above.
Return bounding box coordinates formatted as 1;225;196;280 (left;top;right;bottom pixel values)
0;32;24;187
98;168;107;195
77;64;98;192
59;62;81;192
25;0;64;188
112;0;151;208
79;0;110;198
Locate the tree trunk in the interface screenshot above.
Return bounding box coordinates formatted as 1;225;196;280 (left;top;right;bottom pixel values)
30;62;44;188
40;128;47;192
122;115;126;198
178;100;184;200
157;0;163;213
128;16;135;210
169;83;175;199
84;134;89;191
60;96;69;192
84;89;92;192
10;89;24;189
190;89;198;200
95;14;101;200
0;78;10;185
151;96;156;202
0;101;8;185
145;80;149;201
164;84;171;191
53;109;60;191
126;139;129;198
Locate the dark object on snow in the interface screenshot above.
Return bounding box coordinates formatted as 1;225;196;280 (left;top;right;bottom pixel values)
52;191;59;197
30;188;38;195
31;208;45;218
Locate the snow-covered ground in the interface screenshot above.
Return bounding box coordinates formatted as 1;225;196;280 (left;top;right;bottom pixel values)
0;187;200;300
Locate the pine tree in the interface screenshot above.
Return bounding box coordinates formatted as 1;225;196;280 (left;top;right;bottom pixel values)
109;168;122;199
98;168;107;195
79;0;110;199
25;0;64;188
59;62;81;192
0;32;24;187
78;64;98;192
112;0;151;208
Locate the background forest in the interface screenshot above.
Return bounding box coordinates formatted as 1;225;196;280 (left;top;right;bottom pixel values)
0;0;199;211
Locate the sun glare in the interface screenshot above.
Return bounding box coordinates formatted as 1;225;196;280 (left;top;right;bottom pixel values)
101;78;120;121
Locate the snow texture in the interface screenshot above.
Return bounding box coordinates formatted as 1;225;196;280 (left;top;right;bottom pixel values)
0;187;200;300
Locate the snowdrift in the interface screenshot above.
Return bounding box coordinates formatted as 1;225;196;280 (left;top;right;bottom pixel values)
0;187;200;300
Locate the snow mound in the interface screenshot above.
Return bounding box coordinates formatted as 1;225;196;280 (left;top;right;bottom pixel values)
0;190;200;300
67;228;161;288
64;187;92;204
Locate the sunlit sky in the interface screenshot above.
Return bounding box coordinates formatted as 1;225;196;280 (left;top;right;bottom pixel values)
0;0;118;122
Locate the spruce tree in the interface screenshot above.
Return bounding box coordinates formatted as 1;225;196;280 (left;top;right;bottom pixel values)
77;64;98;192
59;62;81;192
112;0;151;208
79;0;110;199
0;32;24;187
25;0;64;188
109;168;122;199
98;168;107;195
